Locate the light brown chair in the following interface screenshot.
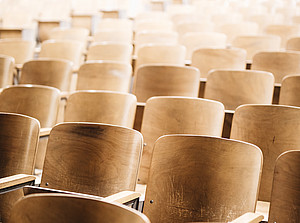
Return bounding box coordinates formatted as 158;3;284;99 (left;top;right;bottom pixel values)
93;30;133;44
191;48;247;78
251;51;300;84
286;36;300;51
204;69;274;110
143;134;262;222
132;65;200;103
48;27;90;43
64;91;137;128
134;20;174;33
279;75;300;107
37;20;61;43
0;55;14;88
95;19;133;33
176;21;215;40
86;42;133;64
20;59;73;92
248;14;284;34
9;193;150;223
231;35;281;60
76;61;132;92
230;104;300;202
138;96;225;183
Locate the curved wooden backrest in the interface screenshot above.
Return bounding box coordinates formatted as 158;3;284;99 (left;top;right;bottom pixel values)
286;36;300;51
0;85;60;128
93;30;133;44
230;104;300;201
0;39;35;65
231;35;281;60
64;91;137;128
95;19;133;32
279;75;300;106
248;14;284;34
77;61;132;92
268;150;300;223
143;135;262;222
20;59;73;91
0;54;14;88
139;96;225;183
191;48;247;78
41;122;143;196
135;20;174;33
251;51;300;84
204;69;274;110
49;27;89;42
86;42;133;63
132;65;200;103
176;21;215;39
9;193;150;223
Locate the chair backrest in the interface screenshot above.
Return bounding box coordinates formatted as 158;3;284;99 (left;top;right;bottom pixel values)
20;59;73;92
231;35;281;60
143;135;262;222
251;51;300;84
9;193;150;223
0;54;14;88
93;30;133;44
279;75;300;107
191;48;247;78
286;36;300;51
0;85;60;128
248;14;284;34
268;150;300;223
48;27;90;43
64;91;137;128
38;20;61;42
204;69;274;110
176;21;215;40
41;122;143;197
135;19;174;33
132;65;200;103
139;96;225;183
86;42;132;63
95;19;133;33
0;39;35;65
230;104;300;201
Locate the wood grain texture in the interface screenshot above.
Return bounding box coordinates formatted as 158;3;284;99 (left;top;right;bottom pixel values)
143;135;262;223
76;61;132;92
41;122;143;197
49;27;89;43
230;105;300;202
9;193;150;223
64;90;137;128
191;48;247;78
204;69;274;110
0;174;35;189
20;59;73;91
279;75;300;107
251;51;300;84
268;150;300;223
138;96;225;184
133;65;200;103
0;54;14;88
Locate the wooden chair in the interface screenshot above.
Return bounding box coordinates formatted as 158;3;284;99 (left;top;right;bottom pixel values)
86;42;133;64
93;30;133;44
191;48;247;78
143;134;262;222
248;14;284;34
132;65;200;103
95;19;133;33
0;55;14;88
251;51;300;84
134;20;174;33
230;104;300;202
48;27;90;43
286;36;300;51
37;20;61;43
204;69;274;110
64;91;137;128
138;96;225;183
20;59;73;92
279;75;300;107
176;21;215;41
9;193;150;223
76;61;132;92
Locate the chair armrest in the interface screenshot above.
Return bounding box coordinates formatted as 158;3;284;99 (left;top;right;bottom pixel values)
230;212;264;223
0;174;36;194
102;191;141;204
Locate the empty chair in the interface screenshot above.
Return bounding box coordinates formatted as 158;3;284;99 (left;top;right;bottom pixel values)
191;48;247;78
95;19;133;33
230;104;300;202
0;55;14;88
279;75;300;107
143;134;262;222
212;13;244;25
64;91;137;128
138;96;225;183
86;42;132;64
133;65;200;103
48;27;90;43
251;51;300;84
248;14;284;34
135;20;174;33
20;59;73;92
176;21;215;40
286;36;300;51
232;35;281;60
204;70;274;110
93;30;133;44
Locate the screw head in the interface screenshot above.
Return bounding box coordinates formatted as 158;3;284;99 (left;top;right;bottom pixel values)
150;200;154;204
45;182;49;186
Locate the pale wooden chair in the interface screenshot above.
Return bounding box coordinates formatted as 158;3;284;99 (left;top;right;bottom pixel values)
95;19;133;33
135;11;169;23
20;59;73;92
48;27;90;43
286;36;300;51
9;193;150;223
279;75;300;107
86;42;133;64
204;69;274;110
64;91;137;128
134;20;174;33
132;65;200;103
248;14;284;34
176;21;215;41
143;134;262;222
191;48;247;78
93;30;133;44
231;35;281;60
212;13;244;25
251;51;300;84
37;20;61;43
138;96;225;184
0;55;14;88
171;13;209;26
230;105;300;203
